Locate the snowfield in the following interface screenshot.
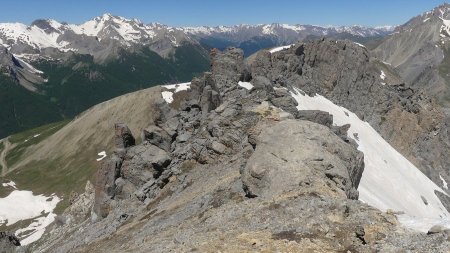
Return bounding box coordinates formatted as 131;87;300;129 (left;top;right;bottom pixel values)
290;88;450;232
0;22;69;50
0;185;61;245
161;82;191;104
440;18;450;38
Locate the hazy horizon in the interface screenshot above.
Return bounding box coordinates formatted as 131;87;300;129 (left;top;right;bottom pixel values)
1;0;447;27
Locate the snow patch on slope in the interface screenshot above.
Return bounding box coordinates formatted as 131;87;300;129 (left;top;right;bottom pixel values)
14;55;44;75
15;213;57;245
440;174;449;190
238;81;254;90
2;181;17;189
0;23;68;50
97;151;107;161
269;44;295;53
440;18;450;37
161;82;191;103
380;70;386;80
353;42;366;48
290;88;450;232
0;190;61;245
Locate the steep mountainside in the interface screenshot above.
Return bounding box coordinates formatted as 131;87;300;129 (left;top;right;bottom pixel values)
3;39;444;252
373;3;450;106
371;4;450;191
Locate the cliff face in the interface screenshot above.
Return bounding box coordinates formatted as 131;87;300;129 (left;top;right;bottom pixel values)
28;40;450;252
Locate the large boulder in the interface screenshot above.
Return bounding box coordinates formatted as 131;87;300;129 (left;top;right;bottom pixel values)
120;145;171;189
241;119;364;200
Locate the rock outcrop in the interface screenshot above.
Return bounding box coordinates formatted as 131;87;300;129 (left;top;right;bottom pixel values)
0;232;20;253
30;40;450;252
241;120;363;200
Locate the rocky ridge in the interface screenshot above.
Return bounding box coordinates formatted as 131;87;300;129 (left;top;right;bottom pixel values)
372;3;450;192
18;39;450;252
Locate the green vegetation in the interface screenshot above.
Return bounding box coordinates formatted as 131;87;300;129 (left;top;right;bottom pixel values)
0;141;4;172
9;135;98;213
0;43;210;139
0;76;62;139
5;120;70;168
2;120;96;212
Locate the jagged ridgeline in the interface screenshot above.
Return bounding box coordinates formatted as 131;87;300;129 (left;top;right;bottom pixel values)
10;38;447;252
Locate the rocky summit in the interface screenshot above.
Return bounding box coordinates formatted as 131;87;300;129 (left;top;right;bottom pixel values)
7;38;446;253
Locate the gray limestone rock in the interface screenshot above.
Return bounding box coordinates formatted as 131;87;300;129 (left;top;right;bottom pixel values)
296;110;333;128
241;120;364;200
141;125;172;152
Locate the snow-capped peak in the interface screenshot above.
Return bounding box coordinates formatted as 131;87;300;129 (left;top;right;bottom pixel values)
100;13;114;21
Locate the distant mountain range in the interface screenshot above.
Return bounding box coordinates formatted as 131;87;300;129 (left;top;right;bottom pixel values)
0;13;395;59
0;14;395;138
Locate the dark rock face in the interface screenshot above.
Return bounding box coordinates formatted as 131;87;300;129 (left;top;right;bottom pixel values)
93;124;135;218
93;153;124;219
0;232;20;252
115;123;135;150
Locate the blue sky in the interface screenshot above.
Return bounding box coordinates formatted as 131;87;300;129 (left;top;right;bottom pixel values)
2;0;448;27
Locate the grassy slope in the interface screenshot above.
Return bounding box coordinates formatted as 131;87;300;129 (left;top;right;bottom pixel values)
5;120;70;168
3;86;163;211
